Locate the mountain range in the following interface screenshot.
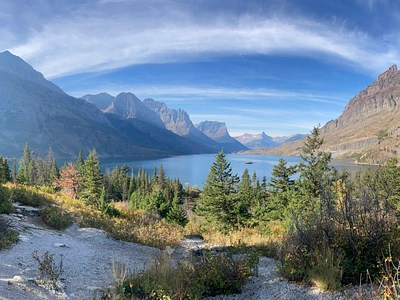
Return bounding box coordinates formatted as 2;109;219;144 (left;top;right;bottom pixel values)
0;51;249;158
0;50;333;160
248;64;400;164
233;132;306;149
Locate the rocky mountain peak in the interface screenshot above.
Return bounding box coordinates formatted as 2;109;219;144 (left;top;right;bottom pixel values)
195;121;228;139
0;50;63;93
374;64;400;90
104;93;165;128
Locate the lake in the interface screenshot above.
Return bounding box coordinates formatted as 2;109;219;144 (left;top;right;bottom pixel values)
97;154;371;188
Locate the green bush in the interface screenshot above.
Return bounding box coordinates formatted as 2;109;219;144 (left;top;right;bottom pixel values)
114;250;258;299
0;186;13;214
10;186;45;207
41;206;74;230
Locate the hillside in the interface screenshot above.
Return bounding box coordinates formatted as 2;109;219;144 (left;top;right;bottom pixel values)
0;51;160;158
248;65;400;164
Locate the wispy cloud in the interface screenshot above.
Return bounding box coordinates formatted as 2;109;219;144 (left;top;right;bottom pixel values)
3;0;400;78
70;84;349;105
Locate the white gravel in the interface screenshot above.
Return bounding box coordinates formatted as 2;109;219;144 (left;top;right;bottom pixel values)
0;212;160;299
0;208;379;300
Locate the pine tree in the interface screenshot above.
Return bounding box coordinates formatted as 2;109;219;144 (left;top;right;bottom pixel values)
166;193;188;226
0;156;11;184
268;158;296;195
78;149;104;205
128;166;136;197
36;154;48;186
17;142;32;184
157;164;166;190
196;150;240;233
291;126;332;222
49;160;60;183
75;151;84;177
236;168;253;226
11;160;17;184
298;126;331;199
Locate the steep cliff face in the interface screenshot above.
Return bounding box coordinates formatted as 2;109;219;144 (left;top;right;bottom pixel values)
104;93;165;129
143;98;226;152
143;98;195;135
195;121;248;152
257;65;400;164
320;64;400;163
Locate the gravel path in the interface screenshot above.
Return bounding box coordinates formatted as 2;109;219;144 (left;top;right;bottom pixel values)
0;211;160;299
207;257;377;300
0;207;379;300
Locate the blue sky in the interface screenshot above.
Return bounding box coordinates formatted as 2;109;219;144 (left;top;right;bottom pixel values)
1;0;399;137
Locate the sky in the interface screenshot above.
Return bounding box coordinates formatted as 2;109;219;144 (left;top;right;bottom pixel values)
1;0;400;137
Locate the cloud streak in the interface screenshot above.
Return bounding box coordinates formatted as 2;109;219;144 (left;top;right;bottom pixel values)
3;0;400;78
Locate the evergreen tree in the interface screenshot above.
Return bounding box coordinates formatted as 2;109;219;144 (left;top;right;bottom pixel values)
36;154;48;186
75;151;85;177
27;157;36;186
17;142;32;184
268;158;296;195
236;169;253;226
11;160;17;184
78;149;104;205
290;126;332;225
196;150;241;233
157;164;166;190
120;165;129;201
128;166;136;197
298;126;331;199
166;193;189;226
49;160;60;183
0;156;11;184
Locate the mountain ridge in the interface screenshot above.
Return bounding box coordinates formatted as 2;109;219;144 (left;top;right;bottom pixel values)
251;64;400;164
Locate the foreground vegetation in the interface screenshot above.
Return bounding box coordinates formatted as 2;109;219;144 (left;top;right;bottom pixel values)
2;128;400;298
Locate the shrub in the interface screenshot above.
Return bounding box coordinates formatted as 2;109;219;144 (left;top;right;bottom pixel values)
0;186;12;214
41;206;74;230
114;249;258;299
9;186;49;207
0;216;18;249
32;250;64;289
280;166;400;287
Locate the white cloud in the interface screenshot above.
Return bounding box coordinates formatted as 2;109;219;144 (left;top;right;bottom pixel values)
3;0;400;78
69;84;348;106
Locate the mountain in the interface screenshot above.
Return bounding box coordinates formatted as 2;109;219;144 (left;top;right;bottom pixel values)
0;51;161;158
195;121;248;152
142;98;226;152
0;51;215;158
81;92;114;111
104;93;165;129
272;134;307;145
235;132;279;149
253;65;400;164
104;113;217;155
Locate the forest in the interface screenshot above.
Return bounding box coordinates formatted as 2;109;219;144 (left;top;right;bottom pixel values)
1;126;400;298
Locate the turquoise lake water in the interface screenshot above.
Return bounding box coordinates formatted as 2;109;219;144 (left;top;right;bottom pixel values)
95;154;369;188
